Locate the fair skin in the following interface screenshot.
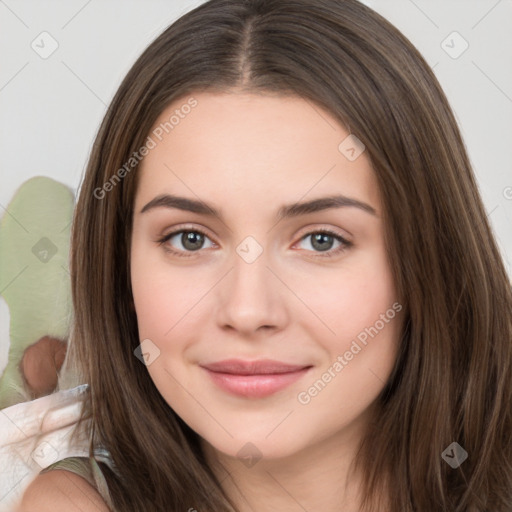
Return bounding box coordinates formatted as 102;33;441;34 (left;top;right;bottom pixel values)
18;469;109;512
130;91;402;511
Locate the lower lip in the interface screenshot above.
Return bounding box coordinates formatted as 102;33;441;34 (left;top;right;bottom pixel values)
202;367;311;399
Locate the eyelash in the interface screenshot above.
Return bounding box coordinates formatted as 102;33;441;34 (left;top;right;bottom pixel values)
156;226;352;259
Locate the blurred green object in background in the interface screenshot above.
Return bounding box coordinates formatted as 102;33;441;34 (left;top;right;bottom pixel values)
0;176;74;409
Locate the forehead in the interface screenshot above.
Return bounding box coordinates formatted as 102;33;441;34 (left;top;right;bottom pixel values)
135;91;380;216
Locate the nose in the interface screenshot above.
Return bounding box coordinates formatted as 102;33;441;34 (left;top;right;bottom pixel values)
215;243;288;337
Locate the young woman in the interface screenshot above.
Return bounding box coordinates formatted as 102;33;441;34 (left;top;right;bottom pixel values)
19;0;512;510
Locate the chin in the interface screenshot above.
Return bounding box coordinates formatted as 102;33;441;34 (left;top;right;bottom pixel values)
201;430;306;466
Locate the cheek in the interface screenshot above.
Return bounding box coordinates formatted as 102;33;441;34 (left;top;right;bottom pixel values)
130;241;200;338
296;253;401;419
296;245;401;406
297;246;397;345
340;254;400;370
130;251;200;396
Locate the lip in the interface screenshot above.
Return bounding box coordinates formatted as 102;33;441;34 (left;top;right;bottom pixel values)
200;359;312;399
201;358;310;375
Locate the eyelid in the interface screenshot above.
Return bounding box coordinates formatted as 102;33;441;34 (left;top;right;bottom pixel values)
294;224;352;243
159;223;351;243
159;223;216;243
157;223;352;258
292;227;352;258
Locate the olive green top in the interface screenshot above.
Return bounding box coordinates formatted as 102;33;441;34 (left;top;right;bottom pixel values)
40;450;115;510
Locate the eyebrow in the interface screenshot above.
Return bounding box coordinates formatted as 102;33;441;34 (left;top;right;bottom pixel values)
139;193;377;220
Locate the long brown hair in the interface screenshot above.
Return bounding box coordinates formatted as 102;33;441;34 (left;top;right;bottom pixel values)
61;0;512;510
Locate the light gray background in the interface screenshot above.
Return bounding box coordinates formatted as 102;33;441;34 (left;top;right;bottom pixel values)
1;0;511;374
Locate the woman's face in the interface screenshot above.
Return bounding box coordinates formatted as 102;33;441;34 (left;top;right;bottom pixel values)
130;91;402;462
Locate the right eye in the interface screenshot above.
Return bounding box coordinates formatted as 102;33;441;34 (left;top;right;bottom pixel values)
157;227;216;258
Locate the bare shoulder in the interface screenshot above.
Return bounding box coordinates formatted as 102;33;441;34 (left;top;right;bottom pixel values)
18;469;110;512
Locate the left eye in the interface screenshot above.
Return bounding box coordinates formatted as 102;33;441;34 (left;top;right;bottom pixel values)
158;229;214;256
157;228;351;258
295;231;351;256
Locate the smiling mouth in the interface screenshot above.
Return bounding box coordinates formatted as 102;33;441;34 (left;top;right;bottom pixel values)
201;366;313;399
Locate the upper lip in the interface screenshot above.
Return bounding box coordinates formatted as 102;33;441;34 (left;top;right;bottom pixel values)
201;359;311;375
